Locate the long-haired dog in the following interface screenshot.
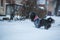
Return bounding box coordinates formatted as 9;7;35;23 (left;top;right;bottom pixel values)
29;12;54;29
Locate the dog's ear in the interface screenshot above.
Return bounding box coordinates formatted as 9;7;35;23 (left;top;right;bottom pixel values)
29;12;36;21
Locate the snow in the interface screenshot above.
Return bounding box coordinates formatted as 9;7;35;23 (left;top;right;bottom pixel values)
0;16;60;40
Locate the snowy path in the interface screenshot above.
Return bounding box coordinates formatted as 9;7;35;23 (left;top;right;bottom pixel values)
0;16;60;40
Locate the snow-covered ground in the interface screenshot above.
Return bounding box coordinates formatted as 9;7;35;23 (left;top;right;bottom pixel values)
0;16;60;40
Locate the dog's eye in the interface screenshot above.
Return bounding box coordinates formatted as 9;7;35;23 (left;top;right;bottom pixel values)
49;19;51;21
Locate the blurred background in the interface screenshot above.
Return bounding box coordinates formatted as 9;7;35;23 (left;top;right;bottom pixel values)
0;0;60;17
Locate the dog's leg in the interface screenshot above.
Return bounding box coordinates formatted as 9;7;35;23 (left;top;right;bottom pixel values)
34;18;40;28
45;24;51;30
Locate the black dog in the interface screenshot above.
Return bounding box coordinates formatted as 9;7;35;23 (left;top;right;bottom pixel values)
30;12;54;29
39;18;54;29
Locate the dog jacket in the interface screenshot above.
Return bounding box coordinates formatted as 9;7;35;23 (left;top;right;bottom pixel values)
34;15;40;28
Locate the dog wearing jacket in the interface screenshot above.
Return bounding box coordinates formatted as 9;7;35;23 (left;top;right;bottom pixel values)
30;12;54;29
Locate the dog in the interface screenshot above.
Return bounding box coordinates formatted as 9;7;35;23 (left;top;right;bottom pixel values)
30;12;54;29
39;18;54;29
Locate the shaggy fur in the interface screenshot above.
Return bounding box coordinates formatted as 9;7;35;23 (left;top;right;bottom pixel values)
30;12;54;29
39;18;54;29
29;12;36;21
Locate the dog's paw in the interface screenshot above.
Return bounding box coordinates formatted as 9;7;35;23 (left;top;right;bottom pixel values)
44;24;51;30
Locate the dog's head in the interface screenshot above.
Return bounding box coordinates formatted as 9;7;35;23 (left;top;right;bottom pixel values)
47;17;55;23
29;12;36;21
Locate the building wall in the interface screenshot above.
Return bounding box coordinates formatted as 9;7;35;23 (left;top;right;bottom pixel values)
0;0;6;15
47;0;55;15
0;0;22;15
